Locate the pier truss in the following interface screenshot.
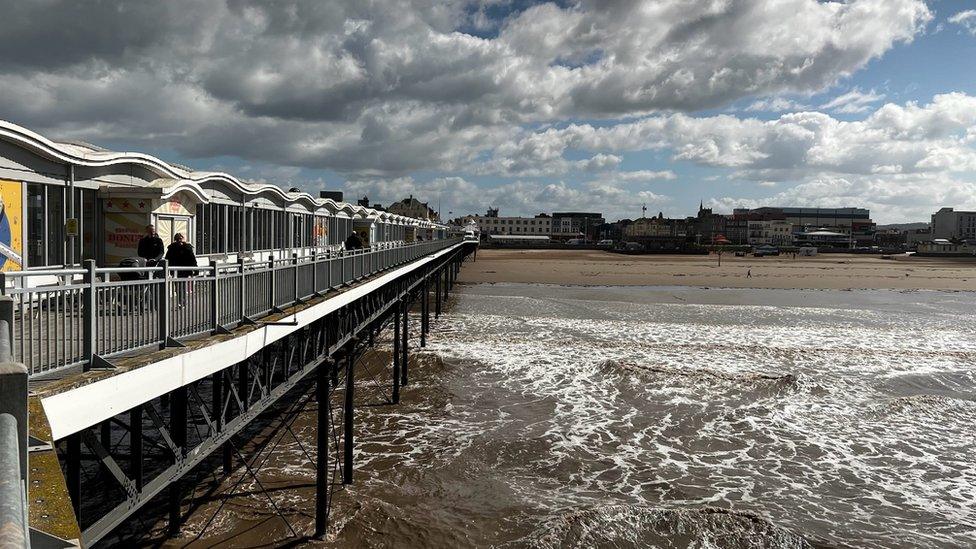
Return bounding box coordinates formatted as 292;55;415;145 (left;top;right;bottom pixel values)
26;242;474;546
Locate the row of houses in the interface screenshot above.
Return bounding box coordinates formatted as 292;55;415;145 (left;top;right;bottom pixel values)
613;205;877;249
462;204;881;248
463;209;606;241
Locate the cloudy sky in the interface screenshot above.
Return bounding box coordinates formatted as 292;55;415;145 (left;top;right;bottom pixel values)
1;0;975;223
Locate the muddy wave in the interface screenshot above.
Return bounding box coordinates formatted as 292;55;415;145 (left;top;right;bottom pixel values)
599;360;801;393
522;505;812;549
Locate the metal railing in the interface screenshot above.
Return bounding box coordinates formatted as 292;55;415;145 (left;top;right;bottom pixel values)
1;238;461;378
0;295;29;548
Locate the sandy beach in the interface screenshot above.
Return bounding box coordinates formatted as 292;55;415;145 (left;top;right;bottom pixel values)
459;248;976;290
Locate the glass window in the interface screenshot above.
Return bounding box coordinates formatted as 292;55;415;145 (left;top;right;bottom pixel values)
196;204;206;253
27;184;45;268
80;188;95;262
46;186;64;265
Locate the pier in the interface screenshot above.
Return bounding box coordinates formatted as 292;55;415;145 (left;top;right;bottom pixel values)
1;236;476;546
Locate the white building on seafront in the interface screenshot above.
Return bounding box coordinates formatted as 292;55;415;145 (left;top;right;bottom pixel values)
931;207;976;241
471;208;552;236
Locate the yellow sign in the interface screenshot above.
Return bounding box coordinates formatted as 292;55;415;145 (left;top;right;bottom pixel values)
0;179;24;271
65;217;79;237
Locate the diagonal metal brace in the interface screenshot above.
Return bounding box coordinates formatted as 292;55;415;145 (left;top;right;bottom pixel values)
81;429;138;499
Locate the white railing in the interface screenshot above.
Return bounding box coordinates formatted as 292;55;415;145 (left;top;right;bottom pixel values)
1;238;461;378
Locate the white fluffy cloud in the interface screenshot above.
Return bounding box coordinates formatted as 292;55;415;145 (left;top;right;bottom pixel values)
487;92;976;222
494;93;976;178
948;9;976;35
820;88;886;114
710;173;976;224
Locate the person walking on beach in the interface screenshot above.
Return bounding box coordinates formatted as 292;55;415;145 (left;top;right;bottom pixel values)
137;224;164;264
747;268;752;278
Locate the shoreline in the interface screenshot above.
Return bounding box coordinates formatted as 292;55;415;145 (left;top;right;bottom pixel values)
460;249;976;291
460;280;976;293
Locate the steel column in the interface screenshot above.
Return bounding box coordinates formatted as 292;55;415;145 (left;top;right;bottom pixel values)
420;279;428;348
400;302;409;386
435;269;441;318
168;386;187;537
392;304;401;404
130;405;143;491
342;350;355;485
314;358;330;538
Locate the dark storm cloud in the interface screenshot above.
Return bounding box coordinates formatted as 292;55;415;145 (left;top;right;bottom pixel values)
0;0;932;176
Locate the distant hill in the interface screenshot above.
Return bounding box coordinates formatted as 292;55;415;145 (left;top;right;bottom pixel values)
876;222;929;231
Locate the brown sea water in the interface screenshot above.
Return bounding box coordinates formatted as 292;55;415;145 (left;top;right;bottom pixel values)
111;284;976;548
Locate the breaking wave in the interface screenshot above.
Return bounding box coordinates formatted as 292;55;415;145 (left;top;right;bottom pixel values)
521;505;812;549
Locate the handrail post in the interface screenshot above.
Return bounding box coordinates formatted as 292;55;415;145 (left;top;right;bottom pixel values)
268;256;276;310
158;259;170;347
210;263;220;333
82;259;96;370
292;253;299;304
238;256;246;322
311;250;318;294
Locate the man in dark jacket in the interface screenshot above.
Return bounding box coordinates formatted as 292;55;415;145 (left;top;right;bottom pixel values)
344;232;364;251
137;225;164;263
165;233;198;277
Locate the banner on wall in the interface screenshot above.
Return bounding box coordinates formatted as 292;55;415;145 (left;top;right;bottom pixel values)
314;217;328;247
104;212;148;266
353;225;370;246
0;179;24;272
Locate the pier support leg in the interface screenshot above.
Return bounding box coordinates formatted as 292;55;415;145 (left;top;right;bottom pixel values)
239;362;249;414
420;279;428;348
401;303;409;386
342;351;355;485
314;359;331;538
392;305;401;404
169;386;187;537
130;405;143;491
435;271;441;318
213;371;232;474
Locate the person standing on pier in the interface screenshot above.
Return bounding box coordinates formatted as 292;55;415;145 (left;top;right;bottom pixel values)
345;231;364;251
138;224;164;265
165;233;198;275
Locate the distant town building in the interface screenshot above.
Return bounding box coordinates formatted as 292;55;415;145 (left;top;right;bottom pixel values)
552;212;605;241
874;228;907;248
689;202;728;244
388;195;438;221
931;207;976;241
472;210;552;236
733;206;875;247
747;219;793;246
905;227;933;247
626;212;680;238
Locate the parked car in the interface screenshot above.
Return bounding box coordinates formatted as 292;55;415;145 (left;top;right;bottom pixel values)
597;239;614;248
623;241;644;251
566;238;586;245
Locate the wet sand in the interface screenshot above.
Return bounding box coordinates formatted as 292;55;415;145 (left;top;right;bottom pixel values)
461;249;976;290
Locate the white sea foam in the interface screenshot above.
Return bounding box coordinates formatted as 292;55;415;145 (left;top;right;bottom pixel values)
407;287;976;548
